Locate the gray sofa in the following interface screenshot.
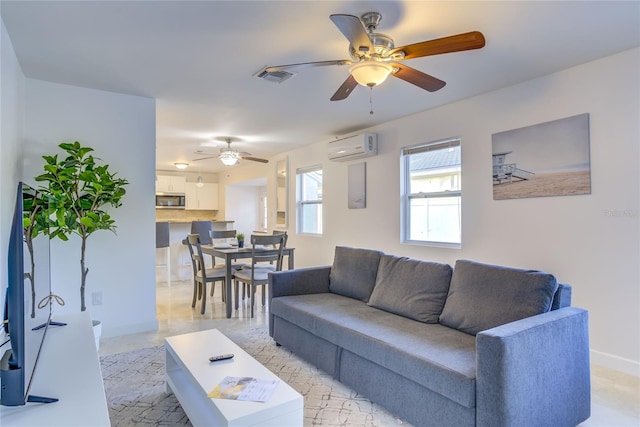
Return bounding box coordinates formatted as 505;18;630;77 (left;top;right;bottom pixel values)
268;246;590;427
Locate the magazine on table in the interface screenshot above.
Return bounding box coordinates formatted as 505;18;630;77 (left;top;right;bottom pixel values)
208;376;279;402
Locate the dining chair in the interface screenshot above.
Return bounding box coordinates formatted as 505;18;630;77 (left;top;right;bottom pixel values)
248;230;288;273
235;230;287;301
272;230;288;247
232;234;285;317
185;233;227;315
210;229;250;300
209;229;249;269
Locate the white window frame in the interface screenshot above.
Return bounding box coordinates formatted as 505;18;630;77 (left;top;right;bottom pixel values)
401;138;462;248
296;165;323;235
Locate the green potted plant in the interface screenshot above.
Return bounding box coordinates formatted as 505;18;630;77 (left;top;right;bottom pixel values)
22;185;50;318
236;233;245;248
35;141;129;313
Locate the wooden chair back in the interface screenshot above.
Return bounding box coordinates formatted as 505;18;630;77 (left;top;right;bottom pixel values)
186;233;206;273
249;234;285;272
210;229;237;240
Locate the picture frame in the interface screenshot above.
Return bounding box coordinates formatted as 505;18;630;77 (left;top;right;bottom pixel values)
492;113;591;200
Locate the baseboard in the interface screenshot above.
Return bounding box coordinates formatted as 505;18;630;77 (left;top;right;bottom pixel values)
102;319;159;338
590;349;640;378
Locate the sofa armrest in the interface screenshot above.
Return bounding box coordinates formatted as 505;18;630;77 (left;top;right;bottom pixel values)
476;307;590;427
268;266;331;337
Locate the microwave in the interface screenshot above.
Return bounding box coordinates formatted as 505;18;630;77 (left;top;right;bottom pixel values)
156;193;186;209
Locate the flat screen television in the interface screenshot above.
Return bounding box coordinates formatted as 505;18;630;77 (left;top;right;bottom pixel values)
0;182;57;406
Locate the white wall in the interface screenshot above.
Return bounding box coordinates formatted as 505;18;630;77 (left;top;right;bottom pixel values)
0;17;25;314
218;163;269;234
224;184;263;236
281;48;640;376
22;79;158;338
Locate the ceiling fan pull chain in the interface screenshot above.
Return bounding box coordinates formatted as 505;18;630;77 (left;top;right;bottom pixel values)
369;86;374;115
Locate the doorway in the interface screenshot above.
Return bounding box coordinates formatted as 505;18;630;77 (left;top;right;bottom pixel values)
225;177;267;236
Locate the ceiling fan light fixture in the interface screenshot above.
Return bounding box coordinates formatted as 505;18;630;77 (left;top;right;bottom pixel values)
220;152;239;166
349;61;392;87
174;162;189;169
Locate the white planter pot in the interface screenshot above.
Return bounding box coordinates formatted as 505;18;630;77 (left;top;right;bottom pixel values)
92;320;102;351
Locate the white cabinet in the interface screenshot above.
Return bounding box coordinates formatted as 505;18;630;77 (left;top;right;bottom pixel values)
156;175;186;193
0;312;110;426
185;182;219;210
184;183;198;210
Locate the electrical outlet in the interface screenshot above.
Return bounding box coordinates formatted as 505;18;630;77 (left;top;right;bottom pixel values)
92;291;102;306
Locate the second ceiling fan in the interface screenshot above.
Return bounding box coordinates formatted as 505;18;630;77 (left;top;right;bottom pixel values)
265;12;485;101
193;138;268;166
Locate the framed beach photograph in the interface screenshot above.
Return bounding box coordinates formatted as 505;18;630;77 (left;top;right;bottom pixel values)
492;113;591;200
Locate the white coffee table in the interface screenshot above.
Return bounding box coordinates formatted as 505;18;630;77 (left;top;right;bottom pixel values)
165;329;303;426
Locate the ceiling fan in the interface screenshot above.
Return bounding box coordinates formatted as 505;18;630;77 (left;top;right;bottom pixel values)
192;138;269;166
265;12;485;101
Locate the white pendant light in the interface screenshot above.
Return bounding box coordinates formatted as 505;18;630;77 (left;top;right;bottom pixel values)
196;175;204;188
349;61;393;87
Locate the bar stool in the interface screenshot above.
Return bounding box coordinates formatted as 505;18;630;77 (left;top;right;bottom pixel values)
182;221;213;245
156;221;171;286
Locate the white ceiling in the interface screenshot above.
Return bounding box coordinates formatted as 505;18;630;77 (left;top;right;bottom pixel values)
2;1;639;173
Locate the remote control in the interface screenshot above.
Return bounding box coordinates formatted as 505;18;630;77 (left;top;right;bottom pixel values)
209;353;234;362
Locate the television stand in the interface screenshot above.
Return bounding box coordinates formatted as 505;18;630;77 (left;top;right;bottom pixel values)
0;358;58;406
26;395;58;404
0;312;109;425
31;320;67;331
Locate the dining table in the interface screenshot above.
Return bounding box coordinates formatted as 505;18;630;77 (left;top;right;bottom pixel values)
200;244;295;318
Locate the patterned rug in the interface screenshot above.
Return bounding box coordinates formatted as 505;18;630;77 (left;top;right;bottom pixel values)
100;327;410;426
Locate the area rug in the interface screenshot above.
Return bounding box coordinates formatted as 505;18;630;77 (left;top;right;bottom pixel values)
100;327;410;426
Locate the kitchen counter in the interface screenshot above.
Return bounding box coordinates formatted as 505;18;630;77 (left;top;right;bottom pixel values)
155;208;219;223
156;220;235;282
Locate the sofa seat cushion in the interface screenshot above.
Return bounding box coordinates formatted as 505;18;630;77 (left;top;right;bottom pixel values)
440;259;559;336
271;293;477;408
368;255;453;323
329;246;383;302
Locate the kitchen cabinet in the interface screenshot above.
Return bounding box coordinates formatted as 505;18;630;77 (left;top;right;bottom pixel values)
185;182;219;210
156;175;186;193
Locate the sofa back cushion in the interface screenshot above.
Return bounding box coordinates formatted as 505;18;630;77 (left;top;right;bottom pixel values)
439;259;559;335
329;246;383;302
368;255;453;323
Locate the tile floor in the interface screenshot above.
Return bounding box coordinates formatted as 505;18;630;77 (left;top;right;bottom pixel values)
100;280;640;426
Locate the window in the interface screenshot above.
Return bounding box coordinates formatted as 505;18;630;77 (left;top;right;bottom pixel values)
296;165;323;235
401;138;461;246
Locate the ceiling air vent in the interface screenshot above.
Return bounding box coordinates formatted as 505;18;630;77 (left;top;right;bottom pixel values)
254;66;296;84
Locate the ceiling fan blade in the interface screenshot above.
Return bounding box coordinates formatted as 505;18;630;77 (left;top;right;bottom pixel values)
390;31;485;60
330;75;358;101
330;14;373;53
192;156;219;162
266;60;351;73
390;63;446;92
240;156;269;164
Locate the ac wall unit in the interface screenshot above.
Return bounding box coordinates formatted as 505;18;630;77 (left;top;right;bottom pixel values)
328;133;377;161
